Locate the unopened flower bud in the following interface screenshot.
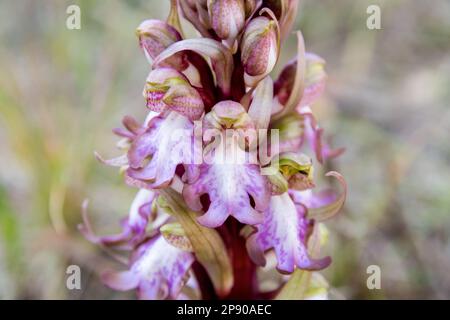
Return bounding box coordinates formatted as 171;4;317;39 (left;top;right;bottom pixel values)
145;68;204;120
136;19;188;70
241;16;279;85
208;0;245;46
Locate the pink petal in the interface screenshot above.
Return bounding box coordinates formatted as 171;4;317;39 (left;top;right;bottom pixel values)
127;112;195;188
183;137;270;228
246;193;331;273
154;38;233;96
129;236;195;299
102;270;140;291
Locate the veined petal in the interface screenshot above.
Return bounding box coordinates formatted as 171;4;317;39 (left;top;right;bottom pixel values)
78;189;159;249
94;152;128;167
163;83;205;120
183;137;270;228
154;38;234;96
127;112;195;188
102;235;194;300
276;222;329;300
246;192;331;273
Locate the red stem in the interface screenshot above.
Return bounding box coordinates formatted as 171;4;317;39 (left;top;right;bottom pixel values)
224;218;258;300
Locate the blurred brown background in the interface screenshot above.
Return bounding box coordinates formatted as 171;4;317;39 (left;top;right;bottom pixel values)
0;0;449;299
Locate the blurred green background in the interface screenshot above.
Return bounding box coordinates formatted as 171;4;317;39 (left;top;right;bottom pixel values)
0;0;449;299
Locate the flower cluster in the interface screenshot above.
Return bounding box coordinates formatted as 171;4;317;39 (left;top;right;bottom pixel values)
80;0;346;300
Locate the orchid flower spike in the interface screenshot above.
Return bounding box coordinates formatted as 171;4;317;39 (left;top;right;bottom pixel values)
82;0;346;300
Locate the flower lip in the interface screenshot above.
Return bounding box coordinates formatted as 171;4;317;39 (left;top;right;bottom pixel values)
102;235;195;300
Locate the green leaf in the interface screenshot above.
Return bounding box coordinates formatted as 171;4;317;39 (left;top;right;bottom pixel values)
159;189;234;297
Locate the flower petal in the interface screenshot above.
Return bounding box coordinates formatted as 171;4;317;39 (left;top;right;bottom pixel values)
127;112;195;188
248;76;273;131
103;236;194;300
276;222;329;300
271;31;305;120
183;138;270;228
154;38;233;96
208;0;245;45
291;171;347;222
78;189;158;249
246;193;331;273
136;19;187;69
102;270;140;291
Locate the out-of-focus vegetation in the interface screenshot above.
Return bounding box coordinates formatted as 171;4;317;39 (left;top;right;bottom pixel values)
0;0;449;299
